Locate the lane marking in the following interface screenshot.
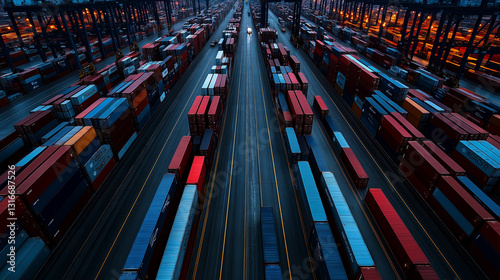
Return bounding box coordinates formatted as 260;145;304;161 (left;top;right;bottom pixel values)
314;115;401;279
62;49;215;279
218;38;244;280
256;47;293;280
296;23;460;278
91;44;220;279
191;14;242;279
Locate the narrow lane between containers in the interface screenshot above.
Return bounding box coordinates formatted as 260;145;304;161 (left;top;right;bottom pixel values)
268;14;402;279
253;19;318;280
268;10;484;280
189;16;245;280
34;10;237;280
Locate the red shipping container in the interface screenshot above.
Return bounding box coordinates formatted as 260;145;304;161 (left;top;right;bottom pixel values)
465;221;500;278
450;150;493;187
379;115;413;147
365;189;433;275
444;113;479;140
450;113;488;140
286;90;303;134
91;156;116;192
168;136;193;181
15;146;76;204
401;141;449;186
390;112;425;142
196;96;210;136
0;196;27;232
407;265;440;280
0;146;60;196
357;267;382;280
487;136;500;149
436;176;493;228
430;113;468;141
313;95;329;116
295;90;313;134
207;96;222;130
188;96;203;135
398;158;433;199
340;147;369;188
421;141;466;176
187;156;206;195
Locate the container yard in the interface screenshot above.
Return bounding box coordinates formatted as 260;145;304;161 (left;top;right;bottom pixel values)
1;0;500;279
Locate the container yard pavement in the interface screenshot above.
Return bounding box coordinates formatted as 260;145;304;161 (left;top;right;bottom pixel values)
34;11;235;280
0;17;193;140
189;4;313;279
268;10;487;280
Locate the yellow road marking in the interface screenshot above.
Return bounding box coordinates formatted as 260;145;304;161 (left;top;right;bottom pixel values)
306;52;460;279
218;41;243;280
257;52;293;280
92;53;214;279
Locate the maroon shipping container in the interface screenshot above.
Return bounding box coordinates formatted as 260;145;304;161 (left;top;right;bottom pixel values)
340;147;369;188
207;96;222;131
283;74;292;91
295;90;313;135
15;146;76;204
188;96;203;135
399;158;433;199
444;113;479;140
196;96;210;136
430;113;468;141
407;265;440;280
0;146;59;196
298;72;308;93
75;98;106;126
23;110;56;135
451;113;489;140
450;150;493;187
421;141;466;176
286;90;303;134
436;176;493;229
313;95;329;116
390;112;425;141
487;136;500;149
401;141;449;187
91;156;116;192
379;115;412;147
365;189;433;275
168;136;193;181
357;267;382;280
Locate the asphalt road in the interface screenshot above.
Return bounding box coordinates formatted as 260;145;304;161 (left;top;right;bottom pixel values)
188;4;314;280
268;10;487;280
0;17;194;140
34;11;235;280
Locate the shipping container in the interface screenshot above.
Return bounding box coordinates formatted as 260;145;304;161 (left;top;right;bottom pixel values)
304;136;330;180
0;237;50;280
186;156;206;195
284;128;301;164
310;223;348;280
365;189;437;276
261;207;280;265
421;141;466;177
456;176;500;220
319;172;375;277
340;148;369;188
168;136;193;181
295;161;328;241
121;173;178;280
313;95;329;116
156;185;198;280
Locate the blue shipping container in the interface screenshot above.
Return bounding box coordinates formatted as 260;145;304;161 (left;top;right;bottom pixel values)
157;185;198;280
0;237;50;280
319;172;374;275
261;207;280;265
310;223;348;280
122;173;178;279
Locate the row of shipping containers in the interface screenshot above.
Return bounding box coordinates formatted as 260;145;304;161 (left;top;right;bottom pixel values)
0;3;237;278
251;20;387;279
290;16;500;278
119;5;241;279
